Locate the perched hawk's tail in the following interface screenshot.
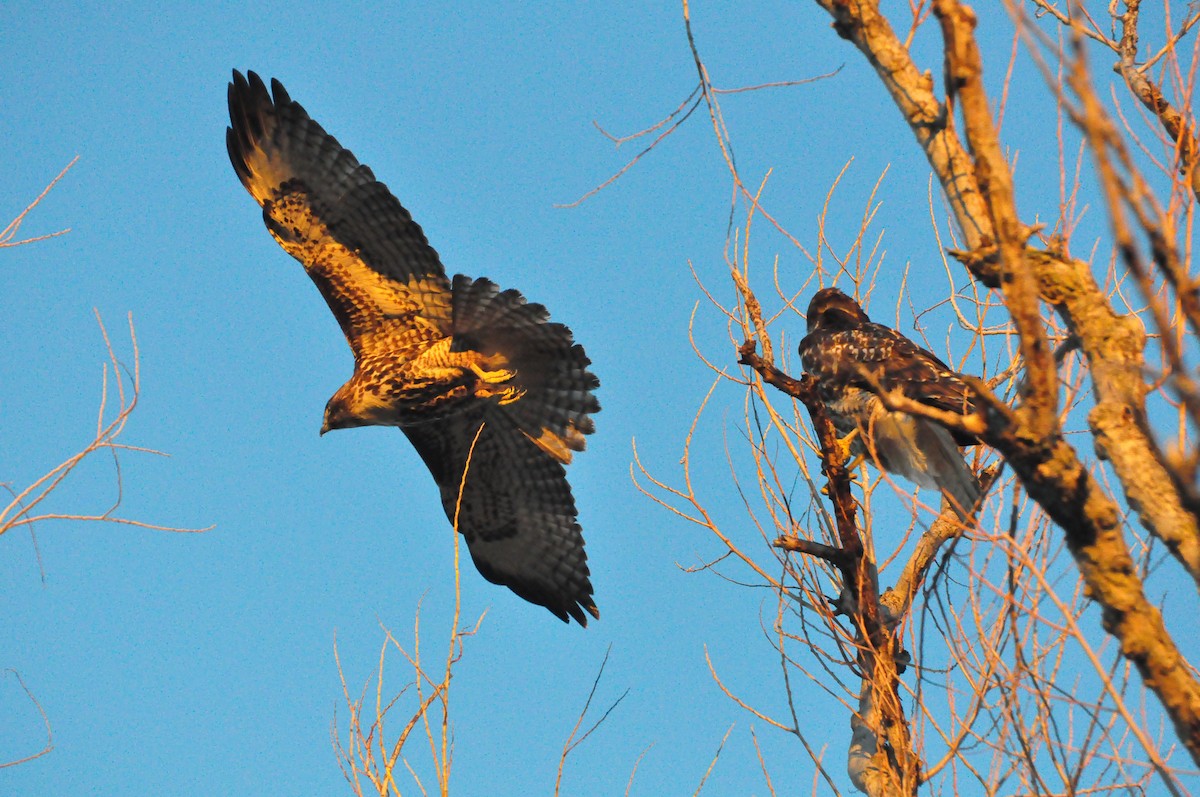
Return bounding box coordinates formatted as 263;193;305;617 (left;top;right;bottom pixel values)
868;409;980;518
915;419;980;517
449;276;600;463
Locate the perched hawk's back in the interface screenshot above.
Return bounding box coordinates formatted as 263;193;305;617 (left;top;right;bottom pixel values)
799;287;980;514
226;71;601;625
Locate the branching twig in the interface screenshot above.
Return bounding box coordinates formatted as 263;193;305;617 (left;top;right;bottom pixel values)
1;157;77;248
1;313;209;545
0;670;53;769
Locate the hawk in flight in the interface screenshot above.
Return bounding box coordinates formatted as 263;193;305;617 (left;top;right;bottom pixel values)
226;71;601;624
799;287;980;514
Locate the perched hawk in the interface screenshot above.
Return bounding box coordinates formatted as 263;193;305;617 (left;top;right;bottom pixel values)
799;287;980;514
226;71;601;625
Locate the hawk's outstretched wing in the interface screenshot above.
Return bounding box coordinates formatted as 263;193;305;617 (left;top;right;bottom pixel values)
403;409;596;625
226;70;453;355
227;71;600;624
800;287;981;513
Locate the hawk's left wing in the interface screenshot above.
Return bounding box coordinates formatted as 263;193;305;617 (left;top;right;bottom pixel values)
226;70;453;355
858;324;979;441
401;408;598;626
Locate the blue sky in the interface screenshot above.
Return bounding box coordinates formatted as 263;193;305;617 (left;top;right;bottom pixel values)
4;3;1194;795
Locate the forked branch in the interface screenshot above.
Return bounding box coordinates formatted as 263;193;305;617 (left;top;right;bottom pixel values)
1;313;208;542
738;340;920;795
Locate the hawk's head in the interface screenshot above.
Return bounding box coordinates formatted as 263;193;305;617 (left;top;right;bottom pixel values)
806;287;870;334
321;382;393;435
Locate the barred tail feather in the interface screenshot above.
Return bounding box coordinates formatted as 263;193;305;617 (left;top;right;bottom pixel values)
449;275;600;462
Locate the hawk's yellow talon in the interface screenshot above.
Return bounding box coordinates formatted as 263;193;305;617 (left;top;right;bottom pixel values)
470;362;517;384
836;428;860;463
497;386;526;405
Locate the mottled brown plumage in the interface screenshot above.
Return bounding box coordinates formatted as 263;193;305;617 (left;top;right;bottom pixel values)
799;288;980;513
227;71;600;624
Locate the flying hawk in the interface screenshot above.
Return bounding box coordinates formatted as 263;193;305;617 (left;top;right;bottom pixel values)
226;71;601;625
798;287;980;514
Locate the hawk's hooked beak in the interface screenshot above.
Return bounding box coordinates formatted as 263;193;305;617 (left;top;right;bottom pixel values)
319;420;331;436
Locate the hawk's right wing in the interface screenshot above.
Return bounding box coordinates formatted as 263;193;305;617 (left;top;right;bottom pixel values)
860;323;979;426
401;407;598;626
804;322;980;447
226;70;453;355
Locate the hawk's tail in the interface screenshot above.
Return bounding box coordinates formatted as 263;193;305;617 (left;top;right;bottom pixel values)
871;411;980;518
450;276;600;463
917;420;980;518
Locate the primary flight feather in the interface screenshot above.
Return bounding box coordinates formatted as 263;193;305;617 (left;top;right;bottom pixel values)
226;70;601;625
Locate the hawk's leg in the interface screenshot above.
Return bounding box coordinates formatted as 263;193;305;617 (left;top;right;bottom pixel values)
467;353;525;405
483;383;526;405
836;427;864;471
469;356;517;385
820;428;865;498
405;342;525;406
820;429;868;499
